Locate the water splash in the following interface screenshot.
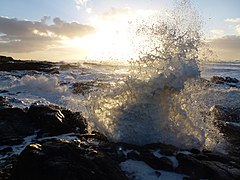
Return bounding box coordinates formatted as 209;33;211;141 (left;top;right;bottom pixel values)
86;0;223;149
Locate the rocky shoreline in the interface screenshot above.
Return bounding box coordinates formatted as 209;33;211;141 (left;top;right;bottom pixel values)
1;56;240;179
1;102;240;179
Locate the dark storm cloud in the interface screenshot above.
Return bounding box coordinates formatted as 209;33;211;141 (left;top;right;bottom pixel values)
0;16;95;53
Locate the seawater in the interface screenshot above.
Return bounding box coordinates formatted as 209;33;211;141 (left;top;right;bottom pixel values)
1;1;240;152
201;61;240;80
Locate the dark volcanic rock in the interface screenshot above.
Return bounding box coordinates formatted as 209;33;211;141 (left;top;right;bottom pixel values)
210;105;240;122
225;76;239;83
141;151;174;171
176;153;240;179
211;76;225;84
210;105;240;158
0;108;34;146
12;139;127;180
0;104;87;146
0;96;12;109
61;109;88;134
0;155;18;180
0;55;57;72
143;143;179;156
210;76;239;87
72;82;95;95
27;104;87;135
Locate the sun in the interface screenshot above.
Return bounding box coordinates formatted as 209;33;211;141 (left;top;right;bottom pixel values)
62;8;158;62
64;18;136;62
62;11;136;62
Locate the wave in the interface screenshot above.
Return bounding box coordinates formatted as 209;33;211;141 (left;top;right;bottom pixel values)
86;0;224;150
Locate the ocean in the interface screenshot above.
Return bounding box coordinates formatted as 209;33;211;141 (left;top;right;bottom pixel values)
0;60;240;152
201;61;240;80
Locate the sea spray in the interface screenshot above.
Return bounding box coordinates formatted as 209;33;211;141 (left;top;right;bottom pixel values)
86;0;223;149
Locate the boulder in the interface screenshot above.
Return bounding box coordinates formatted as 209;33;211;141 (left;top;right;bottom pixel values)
0;107;34;145
27;105;88;135
61;109;87;134
210;105;240;123
12;139;128;180
141;151;174;171
176;153;240;179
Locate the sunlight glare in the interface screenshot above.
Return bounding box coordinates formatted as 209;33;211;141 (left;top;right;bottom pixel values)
62;9;157;62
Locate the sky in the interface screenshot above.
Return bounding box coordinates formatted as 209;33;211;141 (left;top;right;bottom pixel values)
0;0;240;61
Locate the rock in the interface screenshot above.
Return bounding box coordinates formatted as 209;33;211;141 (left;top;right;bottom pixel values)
0;90;8;94
0;108;34;145
190;148;200;154
209;105;240;158
0;155;18;180
0;96;12;109
225;77;239;83
127;150;141;160
176;153;240;179
140;150;174;171
12;139;128;180
0;55;14;62
0;147;12;156
27;105;87;135
27;105;67;135
143;143;179;156
0;55;57;72
211;76;225;84
72;82;95;95
210;76;239;87
0;103;88;145
61;109;87;134
210;105;240;123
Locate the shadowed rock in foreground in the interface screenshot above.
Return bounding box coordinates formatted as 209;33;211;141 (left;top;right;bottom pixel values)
12;139;128;180
0;99;239;179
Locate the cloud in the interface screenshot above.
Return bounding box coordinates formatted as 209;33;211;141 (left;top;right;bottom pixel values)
210;29;225;38
74;0;90;10
208;35;240;60
225;17;240;35
50;17;95;38
0;16;95;53
236;24;240;35
225;18;240;23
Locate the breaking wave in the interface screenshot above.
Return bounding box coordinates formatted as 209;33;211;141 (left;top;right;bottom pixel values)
86;1;223;149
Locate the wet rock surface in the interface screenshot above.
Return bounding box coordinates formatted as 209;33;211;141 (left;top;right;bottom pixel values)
210;76;240;87
210;105;240;158
28;104;87;136
12;139;127;180
0;101;87;146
